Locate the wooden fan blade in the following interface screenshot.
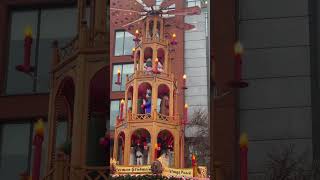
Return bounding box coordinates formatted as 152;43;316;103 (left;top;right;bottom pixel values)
160;0;175;9
110;7;143;14
135;0;147;7
122;16;146;27
143;0;156;7
167;6;201;16
177;23;195;31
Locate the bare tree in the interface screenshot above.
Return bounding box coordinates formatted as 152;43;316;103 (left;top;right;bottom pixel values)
263;145;310;180
184;108;210;171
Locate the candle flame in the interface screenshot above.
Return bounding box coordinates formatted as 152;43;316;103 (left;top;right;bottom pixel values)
240;133;248;148
135;29;139;34
184;104;188;109
121;99;125;104
235;41;244;54
117;69;121;74
192;154;196;160
155;58;158;62
35;118;44;136
183;74;187;79
172;33;176;38
132;48;136;52
24;26;32;37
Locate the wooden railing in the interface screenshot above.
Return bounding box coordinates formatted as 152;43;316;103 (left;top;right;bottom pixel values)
127;71;173;84
128;112;180;125
42;152;110;180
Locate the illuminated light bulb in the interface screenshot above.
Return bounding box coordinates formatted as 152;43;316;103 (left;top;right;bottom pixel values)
24;26;33;37
235;41;244;55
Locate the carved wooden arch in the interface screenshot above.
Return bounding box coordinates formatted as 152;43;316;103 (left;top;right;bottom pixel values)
157;129;175;143
87;62;107;81
129;127;152;139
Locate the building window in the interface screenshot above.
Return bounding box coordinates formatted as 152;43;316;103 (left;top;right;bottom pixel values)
186;0;201;7
6;8;77;95
114;31;135;56
109;100;131;130
112;63;134;91
0;122;48;179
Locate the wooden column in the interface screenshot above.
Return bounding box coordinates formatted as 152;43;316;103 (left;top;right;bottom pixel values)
134;50;138;71
123;129;130;165
174;131;180;168
132;79;138;114
169;85;174;117
150;127;157;161
139;48;145;72
152;17;157;40
152;82;158;120
46;81;58;173
94;0;106;33
160;19;164;39
211;0;237;178
113;130;118;160
70;57;90;180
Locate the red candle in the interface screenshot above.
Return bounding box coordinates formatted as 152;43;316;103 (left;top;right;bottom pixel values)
182;74;187;89
31;119;44;180
234;42;244;82
115;69;121;85
240;133;248;180
171;33;177;45
132;48;136;59
184;104;188;124
120;99;124;119
192;154;197;177
17;26;33;73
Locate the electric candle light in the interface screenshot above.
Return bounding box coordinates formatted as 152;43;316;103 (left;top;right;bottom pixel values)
171;33;177;45
234;42;244;82
16;26;34;73
120;99;124;120
32;118;45;180
182;74;187;89
134;29;140;43
184;103;188;124
115;69;121;85
131;48;136;59
240;133;248;180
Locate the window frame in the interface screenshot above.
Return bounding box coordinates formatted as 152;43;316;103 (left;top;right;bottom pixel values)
114;30;134;56
5;6;77;95
111;63;134;92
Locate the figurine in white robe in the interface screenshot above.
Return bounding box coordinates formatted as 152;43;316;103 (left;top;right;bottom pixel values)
136;149;144;165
